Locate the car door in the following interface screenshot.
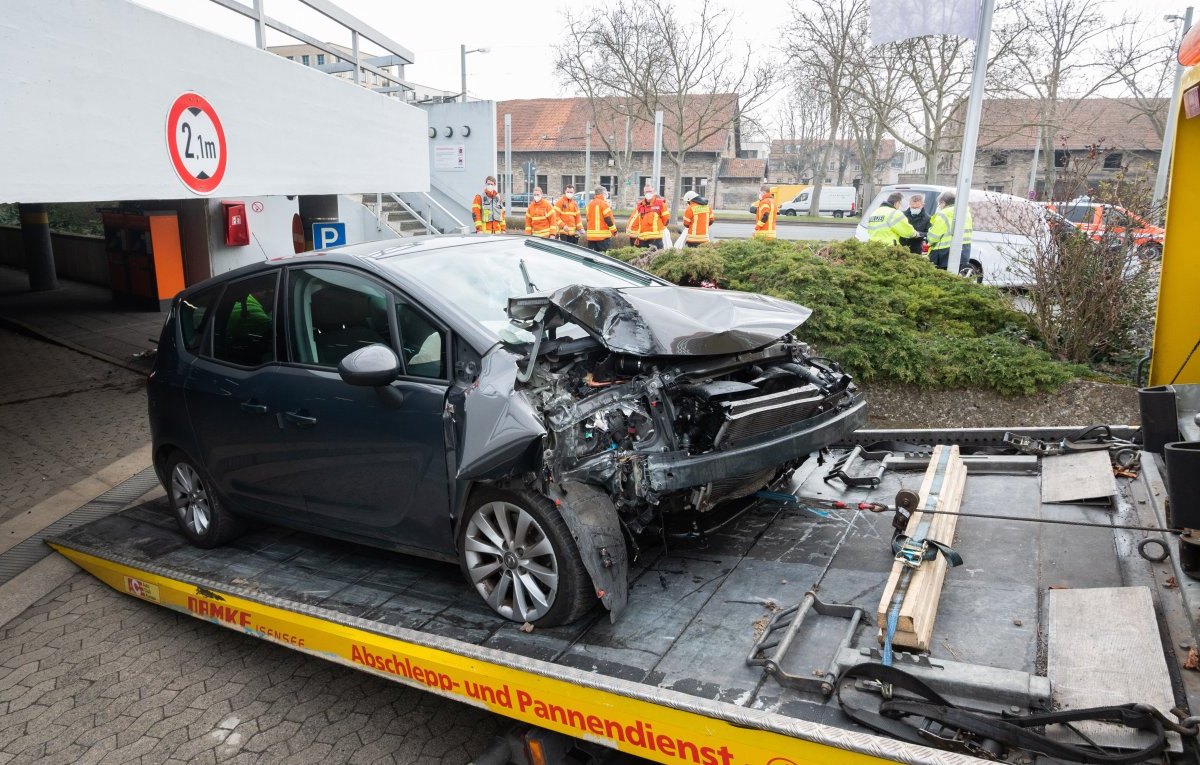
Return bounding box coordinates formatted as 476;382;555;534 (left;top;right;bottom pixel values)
184;269;309;518
272;265;454;554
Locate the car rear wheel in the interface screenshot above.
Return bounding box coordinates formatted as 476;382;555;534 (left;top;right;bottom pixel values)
166;453;243;548
459;488;593;626
959;262;984;283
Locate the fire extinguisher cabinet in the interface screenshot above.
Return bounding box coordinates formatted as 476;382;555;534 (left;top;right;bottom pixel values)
99;210;186;311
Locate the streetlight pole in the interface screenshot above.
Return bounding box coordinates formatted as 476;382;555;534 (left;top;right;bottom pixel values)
1154;7;1194;210
460;45;490;103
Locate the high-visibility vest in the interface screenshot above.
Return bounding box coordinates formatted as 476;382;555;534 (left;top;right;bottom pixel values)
525;198;558;238
555;196;580;235
683;202;714;243
926;205;974;250
864;205;918;245
472;193;505;234
752;196;777;239
585;197;617;241
628;197;670;241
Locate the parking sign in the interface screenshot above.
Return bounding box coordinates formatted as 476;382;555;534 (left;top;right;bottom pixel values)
312;222;347;250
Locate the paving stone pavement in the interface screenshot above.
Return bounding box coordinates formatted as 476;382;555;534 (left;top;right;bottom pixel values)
0;575;504;764
0;327;149;524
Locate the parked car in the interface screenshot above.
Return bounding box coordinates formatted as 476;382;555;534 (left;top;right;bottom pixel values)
779;186;857;218
855;184;1052;287
1045;200;1164;260
148;235;866;627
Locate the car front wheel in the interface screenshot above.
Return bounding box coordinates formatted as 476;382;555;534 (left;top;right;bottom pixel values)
458;488;593;626
166;453;243;548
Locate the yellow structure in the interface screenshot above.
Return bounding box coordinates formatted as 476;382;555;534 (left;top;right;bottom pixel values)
770;184;809;210
1151;64;1200;385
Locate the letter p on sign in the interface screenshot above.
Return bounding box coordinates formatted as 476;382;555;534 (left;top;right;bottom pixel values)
312;222;347;250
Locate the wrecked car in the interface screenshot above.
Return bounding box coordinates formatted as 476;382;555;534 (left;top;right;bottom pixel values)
148;235;866;627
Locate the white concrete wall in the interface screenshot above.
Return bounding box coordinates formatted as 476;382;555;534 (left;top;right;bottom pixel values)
337;195;394;245
417;100;497;225
0;0;429;203
206;195;299;275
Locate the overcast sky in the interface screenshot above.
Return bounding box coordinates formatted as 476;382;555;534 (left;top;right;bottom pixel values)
134;0;1190;130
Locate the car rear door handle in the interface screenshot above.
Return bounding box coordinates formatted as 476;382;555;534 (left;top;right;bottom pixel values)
240;401;269;414
284;410;317;427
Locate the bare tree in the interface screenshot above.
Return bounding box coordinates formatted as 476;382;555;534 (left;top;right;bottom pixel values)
555;0;774;212
773;87;831;183
1004;0;1128;193
787;0;869;215
1105;19;1176;140
844;41;907;205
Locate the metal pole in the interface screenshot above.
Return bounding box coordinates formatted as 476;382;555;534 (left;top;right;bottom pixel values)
460;44;468;103
351;30;360;85
1154;6;1193;210
504;114;512;212
252;0;265;48
585;121;592;191
947;0;995;273
1027;124;1041;199
652;110;663;197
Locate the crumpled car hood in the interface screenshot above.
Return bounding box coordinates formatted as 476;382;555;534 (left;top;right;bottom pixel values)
510;285;813;356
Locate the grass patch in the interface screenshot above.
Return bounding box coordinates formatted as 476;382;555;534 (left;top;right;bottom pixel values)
612;238;1084;396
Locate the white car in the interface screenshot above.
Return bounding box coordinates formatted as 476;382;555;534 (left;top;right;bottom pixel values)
855;184;1051;287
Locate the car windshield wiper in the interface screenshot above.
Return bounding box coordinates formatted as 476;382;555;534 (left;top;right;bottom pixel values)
522;239;657;286
518;258;537;294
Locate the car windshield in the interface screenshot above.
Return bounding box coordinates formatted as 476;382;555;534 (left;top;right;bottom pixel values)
379;238;659;339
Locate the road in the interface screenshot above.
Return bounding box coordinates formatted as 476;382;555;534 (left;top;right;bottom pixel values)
709;220;857;241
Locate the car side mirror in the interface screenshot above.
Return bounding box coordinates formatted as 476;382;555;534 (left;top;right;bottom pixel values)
338;344;400;387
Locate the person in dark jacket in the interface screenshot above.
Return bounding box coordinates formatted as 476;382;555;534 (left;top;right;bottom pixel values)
901;194;931;255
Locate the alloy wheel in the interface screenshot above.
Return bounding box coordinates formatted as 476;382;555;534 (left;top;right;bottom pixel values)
463;500;559;622
171;462;211;536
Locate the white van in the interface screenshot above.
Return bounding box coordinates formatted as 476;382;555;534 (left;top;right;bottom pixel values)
779;186;857;218
855;184;1051;287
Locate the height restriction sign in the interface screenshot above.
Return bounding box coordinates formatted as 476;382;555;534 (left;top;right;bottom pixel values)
166;92;227;194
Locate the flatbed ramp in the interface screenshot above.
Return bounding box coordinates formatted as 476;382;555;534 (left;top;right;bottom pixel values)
44;441;1198;765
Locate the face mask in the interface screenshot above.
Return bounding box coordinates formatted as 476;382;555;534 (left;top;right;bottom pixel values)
485;183;495;192
533;194;542;202
909;206;921;212
645;193;653;201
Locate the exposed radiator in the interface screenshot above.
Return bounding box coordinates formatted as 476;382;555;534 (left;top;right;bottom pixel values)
713;386;825;448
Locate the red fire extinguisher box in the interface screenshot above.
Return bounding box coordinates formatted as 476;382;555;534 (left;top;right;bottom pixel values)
221;201;250;246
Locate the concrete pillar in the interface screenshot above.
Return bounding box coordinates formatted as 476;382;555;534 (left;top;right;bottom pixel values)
298;195;339;251
18;203;57;291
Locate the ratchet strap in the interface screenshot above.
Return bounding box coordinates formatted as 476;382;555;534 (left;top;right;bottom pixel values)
837;663;1169;764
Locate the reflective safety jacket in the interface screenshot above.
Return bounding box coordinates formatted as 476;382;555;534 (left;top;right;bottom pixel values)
472;192;505;234
865;204;918;245
751;195;777;239
555;195;580;236
926;204;974;250
585;196;617;241
628;196;670;241
525;198;558;238
682;200;715;243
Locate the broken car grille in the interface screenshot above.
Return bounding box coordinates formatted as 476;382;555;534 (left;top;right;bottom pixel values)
713;387;825;448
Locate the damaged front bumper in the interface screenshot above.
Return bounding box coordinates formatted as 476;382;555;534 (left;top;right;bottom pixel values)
644;393;868;492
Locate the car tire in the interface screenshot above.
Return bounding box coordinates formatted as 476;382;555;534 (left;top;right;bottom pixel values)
458;487;593;627
1139;243;1162;262
834;210;844;218
165;452;243;548
959;262;984;283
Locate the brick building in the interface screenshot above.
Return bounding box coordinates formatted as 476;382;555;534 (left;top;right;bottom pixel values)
495;96;761;210
901;98;1166;199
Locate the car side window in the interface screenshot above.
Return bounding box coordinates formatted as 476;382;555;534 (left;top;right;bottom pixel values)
210;272;278;367
178;286;219;354
396;298;446;379
1063;204;1093;223
288;267;392;368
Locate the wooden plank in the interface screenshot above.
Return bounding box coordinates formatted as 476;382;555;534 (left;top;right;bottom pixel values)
1041;450;1117;505
1048;587;1180;752
877;445;966;651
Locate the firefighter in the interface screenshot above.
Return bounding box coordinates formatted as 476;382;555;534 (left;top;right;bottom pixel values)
926;190;974;272
524;187;558;238
627;184;670;248
681;190;715;247
585;187;617;252
750;185;777;240
555;185;580;245
471;175;505;234
864;191;918;246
